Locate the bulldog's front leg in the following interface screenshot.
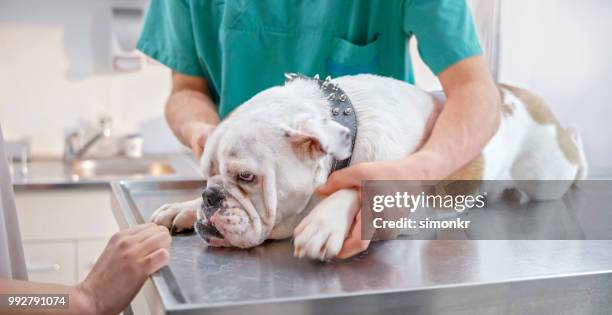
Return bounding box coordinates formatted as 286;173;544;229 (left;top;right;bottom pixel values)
293;188;360;260
150;198;201;233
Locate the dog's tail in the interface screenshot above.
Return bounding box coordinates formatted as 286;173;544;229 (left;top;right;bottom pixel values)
566;124;588;181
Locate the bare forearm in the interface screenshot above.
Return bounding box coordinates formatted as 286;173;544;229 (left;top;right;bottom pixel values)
165;90;220;147
0;279;91;315
414;81;501;178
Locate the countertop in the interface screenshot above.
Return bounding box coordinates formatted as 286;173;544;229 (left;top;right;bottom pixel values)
11;153;202;190
111;179;612;315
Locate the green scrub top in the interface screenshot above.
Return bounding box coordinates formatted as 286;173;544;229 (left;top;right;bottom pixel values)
137;0;482;119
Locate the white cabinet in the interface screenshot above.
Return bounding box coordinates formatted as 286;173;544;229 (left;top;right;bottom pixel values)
15;189;118;241
15;188;119;285
22;242;77;285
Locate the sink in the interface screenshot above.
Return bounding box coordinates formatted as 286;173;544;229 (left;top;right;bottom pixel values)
71;158;175;179
11;154;201;190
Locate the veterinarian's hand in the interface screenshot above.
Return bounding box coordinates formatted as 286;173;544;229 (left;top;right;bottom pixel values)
317;152;443;195
336;209;372;259
77;223;171;315
317;152;446;258
183;121;216;160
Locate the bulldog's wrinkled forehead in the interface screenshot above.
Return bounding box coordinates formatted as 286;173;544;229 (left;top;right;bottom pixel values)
203;123;275;179
217;153;260;177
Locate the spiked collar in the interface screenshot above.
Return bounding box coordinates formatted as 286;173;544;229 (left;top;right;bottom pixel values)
284;73;358;175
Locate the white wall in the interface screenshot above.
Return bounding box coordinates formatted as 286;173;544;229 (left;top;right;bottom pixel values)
498;0;612;175
0;0;180;156
413;0;612;175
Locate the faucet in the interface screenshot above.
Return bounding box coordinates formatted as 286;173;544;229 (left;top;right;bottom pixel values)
64;116;113;161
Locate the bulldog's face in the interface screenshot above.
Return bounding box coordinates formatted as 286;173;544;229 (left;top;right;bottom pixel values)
194;82;352;248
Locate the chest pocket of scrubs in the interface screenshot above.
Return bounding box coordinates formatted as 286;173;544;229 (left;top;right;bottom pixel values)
327;35;380;77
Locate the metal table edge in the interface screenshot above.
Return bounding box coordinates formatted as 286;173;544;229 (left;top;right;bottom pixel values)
161;268;612;314
111;180;198;310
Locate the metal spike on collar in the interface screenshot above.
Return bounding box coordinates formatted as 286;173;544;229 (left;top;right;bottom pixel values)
328;93;336;100
332;107;341;115
325;76;332;82
284;72;299;83
313;74;320;80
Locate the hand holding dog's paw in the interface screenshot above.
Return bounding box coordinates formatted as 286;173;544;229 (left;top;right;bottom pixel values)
150;199;200;233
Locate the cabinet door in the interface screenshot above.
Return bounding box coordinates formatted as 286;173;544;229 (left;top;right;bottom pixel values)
15;189;119;241
77;239;109;282
23;242;77;285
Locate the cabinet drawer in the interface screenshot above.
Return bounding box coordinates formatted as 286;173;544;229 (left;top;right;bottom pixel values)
77;239;109;282
15;189;119;241
23;242;77;285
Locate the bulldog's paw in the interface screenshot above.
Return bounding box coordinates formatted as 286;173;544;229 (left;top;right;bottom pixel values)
292;189;359;260
293;217;345;261
150;199;200;233
293;222;345;260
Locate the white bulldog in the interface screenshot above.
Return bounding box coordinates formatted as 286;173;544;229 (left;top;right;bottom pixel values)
151;74;587;260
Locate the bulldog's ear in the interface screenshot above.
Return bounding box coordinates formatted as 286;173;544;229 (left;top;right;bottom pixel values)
282;116;352;160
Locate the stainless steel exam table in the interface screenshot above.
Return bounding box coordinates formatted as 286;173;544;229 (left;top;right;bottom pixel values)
111;179;612;315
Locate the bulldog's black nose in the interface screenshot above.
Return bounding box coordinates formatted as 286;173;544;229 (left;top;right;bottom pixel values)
202;186;224;208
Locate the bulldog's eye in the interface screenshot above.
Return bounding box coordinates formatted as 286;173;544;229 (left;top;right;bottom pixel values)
237;171;256;183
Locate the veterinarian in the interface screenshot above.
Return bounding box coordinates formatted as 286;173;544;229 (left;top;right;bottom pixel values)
138;1;501;258
0;128;172;314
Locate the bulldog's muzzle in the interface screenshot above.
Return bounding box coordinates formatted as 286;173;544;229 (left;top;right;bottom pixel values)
195;186;225;241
